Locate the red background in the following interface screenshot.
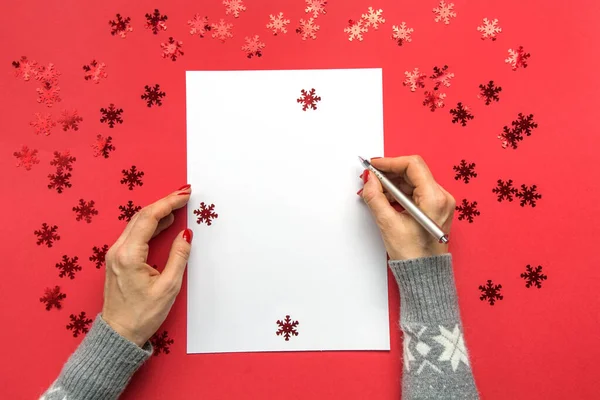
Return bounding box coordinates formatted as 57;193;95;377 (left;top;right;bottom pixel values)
1;0;599;399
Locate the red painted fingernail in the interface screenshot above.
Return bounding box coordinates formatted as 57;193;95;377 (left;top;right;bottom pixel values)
178;184;191;191
362;170;369;184
183;229;193;243
356;188;363;196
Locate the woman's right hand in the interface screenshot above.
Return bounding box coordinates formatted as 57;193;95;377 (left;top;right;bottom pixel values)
359;156;456;260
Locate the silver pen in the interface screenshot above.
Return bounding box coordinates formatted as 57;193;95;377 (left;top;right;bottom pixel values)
358;156;449;244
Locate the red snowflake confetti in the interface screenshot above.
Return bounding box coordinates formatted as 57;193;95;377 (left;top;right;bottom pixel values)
361;7;385;30
120;165;144;190
57;109;83;131
498;126;522;149
48;170;72;193
449;102;474;126
188;14;211;38
266;12;290;35
100;104;123;128
453;160;477;183
276;315;299;341
34;223;60;247
118;200;141;222
73;199;98;223
403;68;426;92
89;244;109;269
521;265;547;288
477;18;502;41
455;199;480;223
297;88;321;111
40;286;66;311
12;56;38;81
150;331;174;355
30;112;56;136
223;0;246;18
479;280;503;305
478;80;502;105
516;184;542;207
305;0;327;18
161;37;184;61
433;1;456;24
141;84;166;107
423;91;446;112
492;179;518;202
211;19;234;42
56;255;82;279
109;14;133;38
50;150;76;172
242;35;265;58
296;18;319;40
145;9;168;34
392;23;413;46
506;46;531;71
83;60;108;83
91;134;115;158
194;202;218;226
66;311;93;337
430;65;454;90
36;63;61;86
36;82;61;107
512;113;538;137
344;19;368;41
14;145;40;170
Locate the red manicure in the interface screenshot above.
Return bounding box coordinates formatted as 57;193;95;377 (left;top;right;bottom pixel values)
356;188;363;196
177;184;191;191
183;229;193;244
362;170;369;184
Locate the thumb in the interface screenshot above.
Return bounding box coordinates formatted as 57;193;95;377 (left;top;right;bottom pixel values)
361;171;398;227
158;229;192;292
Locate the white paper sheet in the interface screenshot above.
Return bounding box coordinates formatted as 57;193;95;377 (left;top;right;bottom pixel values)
186;68;389;353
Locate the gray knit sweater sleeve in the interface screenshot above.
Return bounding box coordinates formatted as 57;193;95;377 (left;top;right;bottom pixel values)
389;254;479;399
40;315;152;400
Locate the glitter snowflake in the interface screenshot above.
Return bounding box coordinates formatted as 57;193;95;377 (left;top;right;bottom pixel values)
91;134;115;158
361;7;385;30
477;18;502;41
34;223;60;247
344;19;368;42
48;170;72;193
267;12;290;35
100;104;123;128
479;280;503;305
120;165;144;190
90;244;109;269
145;9;168;34
29;113;55;136
57;109;83;131
297;88;321;111
188;14;211;38
433;1;456;25
423;91;446;112
430;65;454;90
14;145;40;170
12;56;38;81
109;14;133;38
161;37;184;61
521;265;547;288
73;199;98;223
66;312;93;337
403;68;426;92
516;184;542;207
224;0;246;18
118;200;141;222
506;46;530;71
296;18;319;40
211;19;234;42
512;113;538;137
50;150;76;172
83;60;108;83
305;0;327;18
40;286;66;311
455;199;480;223
150;331;174;356
497;126;523;149
478;80;502;105
453;160;477;183
194;202;219;225
276;315;299;341
141;84;166;107
392;22;413;46
36;63;61;86
36;82;61;107
492;179;518;202
242;35;265;58
449;102;474;126
56;255;82;279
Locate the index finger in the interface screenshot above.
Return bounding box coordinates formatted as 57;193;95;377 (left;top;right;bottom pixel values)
370;155;436;189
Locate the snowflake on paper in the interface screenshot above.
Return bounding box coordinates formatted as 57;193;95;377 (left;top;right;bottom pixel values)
91;134;115;158
403;68;426;92
276;315;299;341
361;7;385;30
150;331;174;356
297;88;321;111
305;0;327;18
512;113;538;137
492;179;518;202
100;104;123;128
161;37;184;61
497;126;522;149
36;63;61;86
145;9;168;34
477;18;502;41
479;280;503;305
109;14;133;38
67;312;92;337
521;265;547;288
194;202;218;225
505;46;530;71
433;1;456;25
242;35;265;58
224;0;246;18
392;23;413;46
516;184;542;207
453;160;477;184
83;60;108;83
267;12;290;35
344;19;368;42
29;113;55;136
40;286;66;311
423;91;446;112
118;200;141;222
57;109;83;131
188;14;211;38
478;80;502;105
455;199;480;223
73;199;98;223
430;65;454;90
50;150;76;172
296;18;320;40
141;84;166;107
90;244;109;269
120;165;144;190
36;82;61;107
211;19;234;42
48;170;72;193
14;145;40;170
56;255;82;279
449;103;474;126
34;223;60;247
12;56;38;81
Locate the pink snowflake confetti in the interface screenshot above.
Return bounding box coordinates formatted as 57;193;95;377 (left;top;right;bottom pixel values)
361;7;385;30
66;311;92;337
120;165;144;190
89;244;109;269
479;280;503;305
453;160;477;183
516;184;542;207
392;22;413;46
492;179;518;202
194;202;219;225
430;65;454;90
276;315;299;341
242;35;265;58
56;255;82;279
57;109;83;131
267;12;290;35
34;223;60;247
118;200;141;222
305;0;327;19
478;80;502;105
150;331;174;355
477;18;502;41
296;18;319;40
344;19;368;42
521;265;547;288
14;145;40;170
456;199;480;223
36;82;61;107
161;37;184;61
223;0;246;18
12;56;38;81
109;14;133;38
83;60;108;83
50;150;76;172
297;88;321;111
423;91;446;112
30;113;55;136
403;68;426;92
188;14;211;38
141;84;166;107
433;1;456;24
100;104;123;128
36;63;61;86
40;286;66;311
506;46;531;71
211;19;234;42
48;170;72;193
91;134;115;158
449;102;474;126
145;9;168;34
73;199;98;223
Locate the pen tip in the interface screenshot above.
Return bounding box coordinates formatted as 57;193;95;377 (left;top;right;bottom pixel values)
358;156;365;163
